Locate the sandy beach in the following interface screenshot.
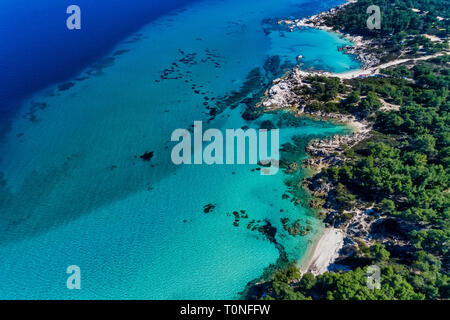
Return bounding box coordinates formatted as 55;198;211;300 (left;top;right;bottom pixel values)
264;0;448;287
301;228;344;275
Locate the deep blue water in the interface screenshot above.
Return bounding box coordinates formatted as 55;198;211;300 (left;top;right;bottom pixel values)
0;0;196;120
0;0;358;299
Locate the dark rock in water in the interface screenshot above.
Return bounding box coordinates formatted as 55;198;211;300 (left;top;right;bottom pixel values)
140;151;154;161
242;106;263;121
58;82;75;92
209;108;218;117
259;120;276;130
230;209;249;226
263;55;281;76
87;56;116;76
261;220;277;244
31;101;47;110
215;67;264;113
203;203;216;214
241;90;265;121
113;49;130;56
280;217;309;237
125;34;145;44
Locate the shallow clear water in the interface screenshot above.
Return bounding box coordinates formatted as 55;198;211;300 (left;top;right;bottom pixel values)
0;0;356;299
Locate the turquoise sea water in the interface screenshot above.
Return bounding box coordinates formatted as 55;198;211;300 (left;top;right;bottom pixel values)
0;0;357;299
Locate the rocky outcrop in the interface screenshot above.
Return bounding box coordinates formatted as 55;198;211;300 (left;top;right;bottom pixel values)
262;67;309;110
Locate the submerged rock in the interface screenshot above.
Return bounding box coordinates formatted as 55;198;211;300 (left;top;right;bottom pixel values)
140;151;154;161
58;82;75;92
203;203;216;214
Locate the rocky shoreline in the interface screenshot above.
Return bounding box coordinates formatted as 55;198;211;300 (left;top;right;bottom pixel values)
281;110;373;275
245;0;449;301
303;114;371;170
254;0;448;284
278;0;380;70
259;0;380;276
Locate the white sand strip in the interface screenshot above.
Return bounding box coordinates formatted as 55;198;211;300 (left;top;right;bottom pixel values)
301;228;344;276
332;52;447;79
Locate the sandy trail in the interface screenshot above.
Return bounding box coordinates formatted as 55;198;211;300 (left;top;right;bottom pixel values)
332;52;447;79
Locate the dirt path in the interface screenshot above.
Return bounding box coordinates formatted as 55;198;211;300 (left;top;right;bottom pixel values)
332;52;447;79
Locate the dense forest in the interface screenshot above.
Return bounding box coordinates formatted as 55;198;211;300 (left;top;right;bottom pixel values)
325;0;450;37
254;0;449;300
324;0;449;62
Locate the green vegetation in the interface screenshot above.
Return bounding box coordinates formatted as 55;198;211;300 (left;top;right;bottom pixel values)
253;0;449;300
317;59;448;300
258;59;450;300
325;0;450;38
324;0;449;62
